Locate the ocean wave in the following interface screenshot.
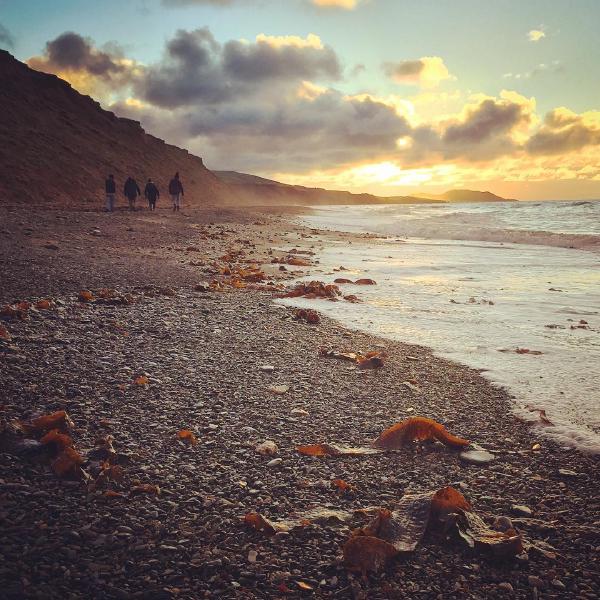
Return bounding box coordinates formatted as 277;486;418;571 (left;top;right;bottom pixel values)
375;220;600;252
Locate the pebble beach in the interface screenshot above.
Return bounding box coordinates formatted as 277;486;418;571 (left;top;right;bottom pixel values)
1;204;599;599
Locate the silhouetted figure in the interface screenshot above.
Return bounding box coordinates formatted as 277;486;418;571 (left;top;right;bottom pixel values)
123;176;141;211
144;178;160;211
168;172;184;212
105;174;116;212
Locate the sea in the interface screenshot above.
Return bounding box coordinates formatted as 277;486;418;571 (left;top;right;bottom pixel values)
278;200;600;454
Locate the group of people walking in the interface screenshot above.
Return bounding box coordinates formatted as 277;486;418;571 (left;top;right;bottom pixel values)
104;173;184;212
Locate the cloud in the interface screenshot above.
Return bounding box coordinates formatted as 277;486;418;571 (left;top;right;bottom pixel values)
528;29;545;42
383;56;454;89
503;60;563;80
25;28;600;187
223;33;340;82
0;23;15;49
526;108;600;155
311;0;360;8
161;0;361;7
135;29;341;108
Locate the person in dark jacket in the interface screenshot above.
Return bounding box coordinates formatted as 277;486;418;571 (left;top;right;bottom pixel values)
123;176;141;211
168;172;184;212
144;179;160;211
105;174;116;212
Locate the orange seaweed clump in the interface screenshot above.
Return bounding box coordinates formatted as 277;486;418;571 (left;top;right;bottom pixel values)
177;429;198;446
280;281;341;300
373;417;469;449
52;446;85;479
343;535;397;575
17;410;74;436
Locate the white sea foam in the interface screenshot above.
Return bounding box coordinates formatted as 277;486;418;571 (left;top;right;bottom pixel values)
279;201;600;454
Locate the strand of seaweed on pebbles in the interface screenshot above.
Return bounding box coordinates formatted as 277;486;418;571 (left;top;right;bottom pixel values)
0;204;598;599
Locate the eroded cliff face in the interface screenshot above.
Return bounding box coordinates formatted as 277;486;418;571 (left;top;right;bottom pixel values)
0;50;230;207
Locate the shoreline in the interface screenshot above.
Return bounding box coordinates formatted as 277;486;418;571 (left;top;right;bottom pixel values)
1;203;599;599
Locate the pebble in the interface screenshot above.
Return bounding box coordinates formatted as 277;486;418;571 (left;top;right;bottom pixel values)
260;365;275;372
267;458;283;467
511;505;533;517
498;582;514;593
459;449;495;465
528;576;544;588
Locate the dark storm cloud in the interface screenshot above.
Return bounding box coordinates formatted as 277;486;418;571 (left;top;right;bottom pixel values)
0;23;15;49
28;32;126;79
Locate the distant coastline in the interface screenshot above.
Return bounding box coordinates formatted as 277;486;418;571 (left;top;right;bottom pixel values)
215;170;517;206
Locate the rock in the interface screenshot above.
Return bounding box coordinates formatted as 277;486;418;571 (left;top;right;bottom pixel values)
268;384;289;395
551;579;566;590
528;576;544;589
44;243;59;250
511;505;532;517
267;458;283;467
248;550;258;563
290;408;309;416
558;468;580;478
498;582;514;593
255;440;278;456
459;449;495;465
260;365;275;372
493;516;514;532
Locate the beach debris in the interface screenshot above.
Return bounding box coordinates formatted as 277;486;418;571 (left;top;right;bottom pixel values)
297;443;382;457
272;256;312;267
280;280;341;300
16;410;74;436
130;483;160;496
51;446;86;479
524;406;554;426
268;384;289;395
87;435;117;462
343;486;523;574
357;352;385;369
319;348;360;362
459;449;495;465
78;290;94;303
244;511;280;535
177;429;198;446
499;347;543;355
256;440;278;456
373;417;470;450
35;299;53;310
293;308;320;324
1;301;30;321
332;479;355;493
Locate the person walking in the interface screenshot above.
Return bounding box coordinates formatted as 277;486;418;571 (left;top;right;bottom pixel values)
123;176;141;211
168;172;184;212
105;174;116;212
144;178;160;211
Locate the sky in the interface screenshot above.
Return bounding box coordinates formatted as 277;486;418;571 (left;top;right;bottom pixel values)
1;0;599;199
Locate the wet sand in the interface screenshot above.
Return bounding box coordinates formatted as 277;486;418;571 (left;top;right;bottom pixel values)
0;203;598;599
